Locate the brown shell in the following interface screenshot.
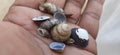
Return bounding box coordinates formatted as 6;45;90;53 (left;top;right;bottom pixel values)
40;18;60;30
38;28;50;37
39;2;63;14
51;23;71;42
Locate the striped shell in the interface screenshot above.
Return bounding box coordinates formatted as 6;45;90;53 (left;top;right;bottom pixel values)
51;23;71;42
39;2;64;14
40;18;60;30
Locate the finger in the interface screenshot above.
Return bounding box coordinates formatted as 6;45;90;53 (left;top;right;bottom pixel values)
13;0;46;9
79;0;105;38
63;35;97;55
64;0;85;24
46;0;66;8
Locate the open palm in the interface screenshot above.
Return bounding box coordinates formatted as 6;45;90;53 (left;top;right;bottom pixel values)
2;0;104;55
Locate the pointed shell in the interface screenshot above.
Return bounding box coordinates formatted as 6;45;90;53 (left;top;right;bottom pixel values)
70;28;89;48
51;23;71;42
32;16;50;21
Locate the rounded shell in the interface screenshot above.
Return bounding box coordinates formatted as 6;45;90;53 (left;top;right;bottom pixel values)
37;28;50;37
51;23;71;42
70;28;89;48
49;42;65;52
54;12;66;23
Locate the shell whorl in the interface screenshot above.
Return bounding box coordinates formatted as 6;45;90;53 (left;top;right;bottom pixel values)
39;3;64;14
51;23;71;42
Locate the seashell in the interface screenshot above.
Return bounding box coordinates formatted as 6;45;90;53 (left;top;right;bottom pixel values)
70;28;89;48
49;42;65;52
32;16;50;21
51;23;71;42
37;28;50;38
40;18;60;30
54;12;66;23
39;2;64;14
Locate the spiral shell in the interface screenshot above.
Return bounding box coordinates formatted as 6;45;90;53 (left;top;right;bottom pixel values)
39;2;64;14
40;18;60;30
51;23;71;42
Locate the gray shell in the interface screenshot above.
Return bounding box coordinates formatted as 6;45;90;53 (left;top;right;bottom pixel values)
49;42;65;52
54;12;67;23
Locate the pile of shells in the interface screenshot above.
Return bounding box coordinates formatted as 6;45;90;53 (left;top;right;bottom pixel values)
32;2;89;52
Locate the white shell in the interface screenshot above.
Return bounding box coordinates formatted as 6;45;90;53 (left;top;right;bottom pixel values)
32;16;50;21
76;28;89;40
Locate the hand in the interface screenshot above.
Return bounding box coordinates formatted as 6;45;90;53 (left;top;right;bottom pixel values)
1;0;104;55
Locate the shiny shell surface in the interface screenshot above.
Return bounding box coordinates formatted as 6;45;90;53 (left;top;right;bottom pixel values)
49;42;65;52
70;28;89;48
54;12;66;23
32;16;50;21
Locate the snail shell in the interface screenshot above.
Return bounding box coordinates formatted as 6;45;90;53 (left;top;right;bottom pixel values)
37;28;50;37
40;18;60;30
39;2;64;14
70;28;89;48
51;23;71;42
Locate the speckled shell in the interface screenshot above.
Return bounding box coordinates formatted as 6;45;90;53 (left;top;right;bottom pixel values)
70;28;89;48
40;18;60;30
39;2;64;14
51;23;71;42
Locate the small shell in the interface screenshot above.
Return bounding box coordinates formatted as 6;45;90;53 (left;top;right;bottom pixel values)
39;2;64;14
37;28;50;37
54;12;66;23
51;23;71;42
40;18;60;30
70;28;89;48
32;16;50;21
65;38;75;44
49;42;65;52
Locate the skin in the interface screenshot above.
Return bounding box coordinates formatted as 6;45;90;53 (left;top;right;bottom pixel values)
0;0;104;55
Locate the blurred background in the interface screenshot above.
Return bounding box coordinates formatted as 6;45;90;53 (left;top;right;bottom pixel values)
0;0;14;21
